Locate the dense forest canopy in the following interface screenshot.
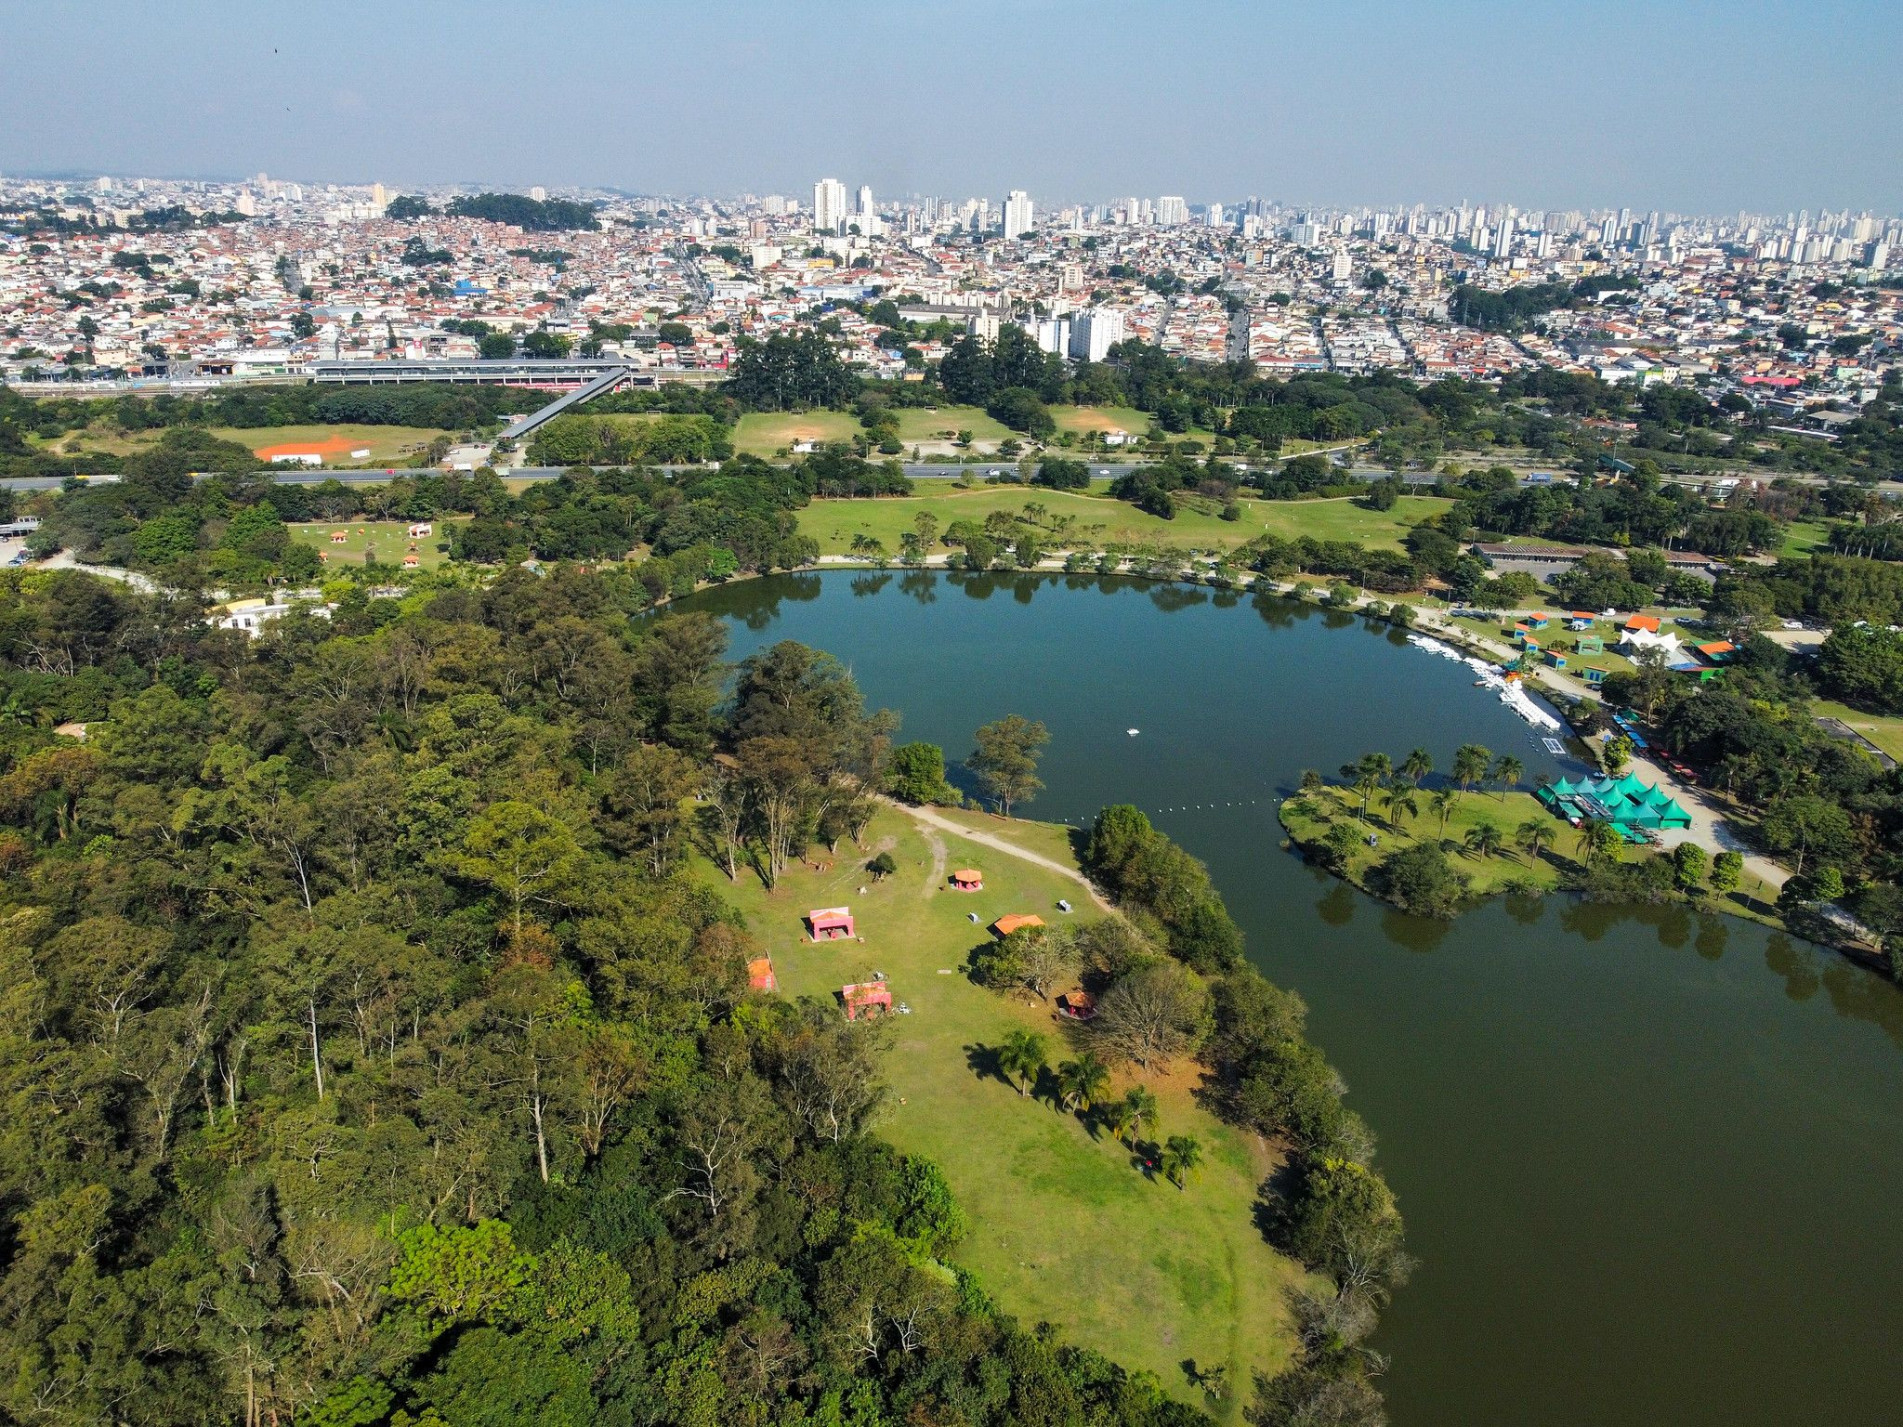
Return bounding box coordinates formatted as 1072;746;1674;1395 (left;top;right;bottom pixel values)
0;547;1406;1426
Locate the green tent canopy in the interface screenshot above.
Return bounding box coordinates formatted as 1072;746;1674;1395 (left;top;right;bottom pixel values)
1536;772;1692;832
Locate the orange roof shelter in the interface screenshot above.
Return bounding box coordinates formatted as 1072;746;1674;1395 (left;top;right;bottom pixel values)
991;914;1045;938
747;957;777;993
806;907;855;941
1624;614;1662;633
1058;989;1097;1021
840;982;892;1020
950;869;984;891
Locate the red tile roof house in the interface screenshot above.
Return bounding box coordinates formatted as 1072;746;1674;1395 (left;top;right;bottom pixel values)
806;907;855;942
840;982;892;1020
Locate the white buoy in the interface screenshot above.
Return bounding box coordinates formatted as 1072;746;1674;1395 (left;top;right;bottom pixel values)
1127;728;1139;736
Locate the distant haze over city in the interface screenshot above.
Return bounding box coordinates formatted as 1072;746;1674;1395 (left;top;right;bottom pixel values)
4;0;1899;213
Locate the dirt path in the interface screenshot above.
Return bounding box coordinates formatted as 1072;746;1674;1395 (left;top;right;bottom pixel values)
919;827;948;899
892;800;1117;915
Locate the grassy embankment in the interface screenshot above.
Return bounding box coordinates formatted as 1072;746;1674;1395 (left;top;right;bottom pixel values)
287;518;463;570
700;803;1305;1416
1812;698;1903;763
799;488;1451;559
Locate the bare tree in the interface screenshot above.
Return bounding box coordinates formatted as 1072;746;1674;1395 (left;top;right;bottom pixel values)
1092;962;1211;1068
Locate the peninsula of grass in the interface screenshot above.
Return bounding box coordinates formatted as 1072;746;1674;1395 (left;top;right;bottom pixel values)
697;805;1305;1415
1279;783;1567;900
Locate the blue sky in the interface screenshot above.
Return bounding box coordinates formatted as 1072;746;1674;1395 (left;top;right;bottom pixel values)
5;0;1897;211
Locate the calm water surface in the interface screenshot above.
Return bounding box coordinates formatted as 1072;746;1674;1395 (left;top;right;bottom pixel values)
680;570;1903;1426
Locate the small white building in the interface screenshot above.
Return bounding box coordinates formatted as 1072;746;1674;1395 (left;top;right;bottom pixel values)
209;597;334;637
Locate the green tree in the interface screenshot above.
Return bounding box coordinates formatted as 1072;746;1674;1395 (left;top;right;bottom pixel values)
969;714;1049;818
1161;1134;1203;1190
1463;821;1504;859
1055;1052;1110;1112
1430;785;1460;838
454;800;587;937
1452;743;1491;797
1671;842;1709;892
1710;850;1744;898
1577;817;1623;867
1399;748;1433;786
995;1028;1047;1097
1515;817;1554;861
1488;753;1524;798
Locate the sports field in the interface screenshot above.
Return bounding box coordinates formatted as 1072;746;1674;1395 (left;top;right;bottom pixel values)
732;410;862;456
890;405;1011;444
702;804;1302;1415
228;425;446;465
1049;404;1154;438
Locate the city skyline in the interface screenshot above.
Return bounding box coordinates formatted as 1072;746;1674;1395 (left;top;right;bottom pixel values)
5;0;1899;213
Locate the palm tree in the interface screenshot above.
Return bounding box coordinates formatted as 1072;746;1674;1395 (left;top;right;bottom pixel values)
1100;1098;1137;1143
1515;817;1553;862
1349;752;1392;822
1453;743;1492;797
1400;748;1433;786
1489;754;1524;799
996;1029;1047;1097
1055;1052;1110;1112
1123;1085;1159;1143
1431;785;1460;839
1577;817;1622;867
1161;1134;1204;1190
1464;820;1505;859
1383;784;1420;830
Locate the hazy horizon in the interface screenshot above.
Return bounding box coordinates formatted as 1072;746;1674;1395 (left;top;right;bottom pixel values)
5;0;1899;214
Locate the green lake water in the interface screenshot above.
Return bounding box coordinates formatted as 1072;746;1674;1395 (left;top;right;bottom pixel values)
681;569;1903;1425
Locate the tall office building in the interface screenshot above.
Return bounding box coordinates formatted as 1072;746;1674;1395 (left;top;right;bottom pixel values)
1493;219;1513;259
1034;317;1070;356
814;177;849;234
1156;195;1188;227
1068;308;1125;363
1002;189;1034;240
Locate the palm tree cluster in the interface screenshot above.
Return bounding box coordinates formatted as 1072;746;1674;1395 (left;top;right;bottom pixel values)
1332;744;1528;838
991;1030;1192;1186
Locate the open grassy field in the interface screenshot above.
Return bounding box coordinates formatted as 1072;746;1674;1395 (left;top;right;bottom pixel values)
1254;495;1449;549
732;410;862;456
1780;520;1831;558
1280;784;1568;898
1048;404;1153;438
288;518;461;570
799;489;1446;558
699;805;1303;1414
890;405;1012;444
30;422;450;465
1812;698;1903;762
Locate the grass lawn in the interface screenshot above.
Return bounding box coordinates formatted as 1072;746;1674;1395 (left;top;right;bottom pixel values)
1280;785;1569;898
890;405;1012;445
1812;699;1903;762
799;490;1447;559
1048;405;1153;438
1253;496;1448;551
1780;520;1831;558
288;518;463;570
733;410;862;456
699;806;1304;1414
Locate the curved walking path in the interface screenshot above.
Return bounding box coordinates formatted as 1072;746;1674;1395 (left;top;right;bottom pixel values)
890;800;1117;915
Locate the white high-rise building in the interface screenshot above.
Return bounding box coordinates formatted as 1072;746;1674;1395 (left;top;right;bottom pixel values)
1068;308;1125;363
1156;195;1189;227
1034;317;1071;356
814;177;849;234
762;194;788;216
529;185;546;203
1493;220;1513;259
1330;250;1353;285
1002;190;1034;240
